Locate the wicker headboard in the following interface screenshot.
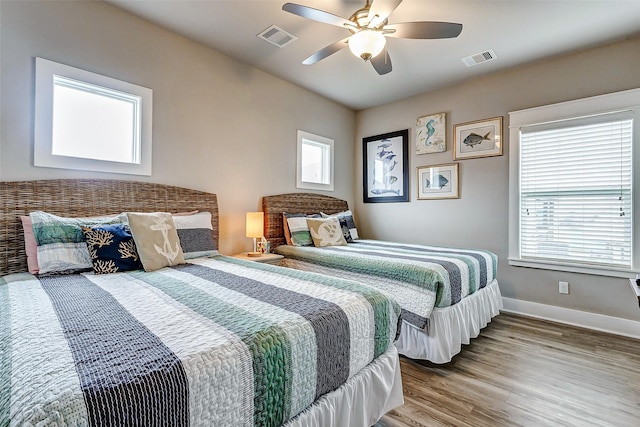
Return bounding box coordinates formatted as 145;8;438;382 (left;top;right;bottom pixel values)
0;179;219;276
261;193;349;248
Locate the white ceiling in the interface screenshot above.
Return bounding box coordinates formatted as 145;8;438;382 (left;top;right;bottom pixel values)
106;0;640;110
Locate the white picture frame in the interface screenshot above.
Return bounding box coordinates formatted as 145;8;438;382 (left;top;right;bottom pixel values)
417;163;459;200
453;116;503;160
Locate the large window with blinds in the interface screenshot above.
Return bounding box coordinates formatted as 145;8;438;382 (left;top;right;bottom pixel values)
509;89;639;277
520;113;632;267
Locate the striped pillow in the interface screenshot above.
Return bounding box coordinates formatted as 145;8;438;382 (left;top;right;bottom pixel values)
172;212;218;259
283;212;320;246
30;211;128;275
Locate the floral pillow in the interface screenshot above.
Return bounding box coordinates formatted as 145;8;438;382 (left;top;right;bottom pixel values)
82;224;143;274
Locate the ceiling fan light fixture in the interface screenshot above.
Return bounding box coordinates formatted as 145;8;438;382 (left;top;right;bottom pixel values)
348;29;386;61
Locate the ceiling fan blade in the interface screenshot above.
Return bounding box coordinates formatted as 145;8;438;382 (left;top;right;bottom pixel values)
283;3;354;29
385;21;463;39
371;49;392;75
368;0;403;28
302;37;351;65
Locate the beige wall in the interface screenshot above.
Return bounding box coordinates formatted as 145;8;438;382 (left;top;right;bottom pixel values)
355;35;640;322
0;0;355;255
2;1;639;324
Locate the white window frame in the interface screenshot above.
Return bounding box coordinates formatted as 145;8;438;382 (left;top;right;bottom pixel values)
34;57;153;176
296;130;334;191
509;88;640;278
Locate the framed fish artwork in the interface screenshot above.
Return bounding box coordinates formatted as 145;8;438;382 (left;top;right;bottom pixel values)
417;163;459;200
363;129;409;203
416;112;446;154
453;116;503;160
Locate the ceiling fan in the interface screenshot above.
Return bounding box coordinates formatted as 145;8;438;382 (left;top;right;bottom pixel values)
282;0;463;75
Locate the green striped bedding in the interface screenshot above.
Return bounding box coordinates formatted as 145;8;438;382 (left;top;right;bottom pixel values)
275;239;498;328
0;256;400;427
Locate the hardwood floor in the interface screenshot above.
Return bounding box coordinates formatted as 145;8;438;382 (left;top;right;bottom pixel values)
377;313;640;427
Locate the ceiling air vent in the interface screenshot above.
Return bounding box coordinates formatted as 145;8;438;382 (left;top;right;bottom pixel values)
257;25;297;48
461;49;497;67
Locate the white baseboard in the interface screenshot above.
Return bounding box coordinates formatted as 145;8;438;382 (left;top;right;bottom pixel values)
501;297;640;340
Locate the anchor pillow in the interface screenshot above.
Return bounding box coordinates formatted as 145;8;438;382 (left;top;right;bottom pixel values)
127;212;185;271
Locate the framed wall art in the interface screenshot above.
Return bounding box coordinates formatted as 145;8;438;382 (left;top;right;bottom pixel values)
453;116;503;160
363;129;409;203
417;163;459;200
416;112;446;154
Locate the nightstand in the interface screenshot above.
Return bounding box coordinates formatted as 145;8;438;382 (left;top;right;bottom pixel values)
231;252;284;264
629;278;640;308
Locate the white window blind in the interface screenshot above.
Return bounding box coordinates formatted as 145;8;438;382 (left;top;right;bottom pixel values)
519;111;633;268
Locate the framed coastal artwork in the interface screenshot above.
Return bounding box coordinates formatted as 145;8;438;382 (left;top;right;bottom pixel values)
417;163;459;200
363;129;409;203
453;116;503;160
416;112;446;154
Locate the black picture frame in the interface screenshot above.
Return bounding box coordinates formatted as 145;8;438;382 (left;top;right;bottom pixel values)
363;129;409;203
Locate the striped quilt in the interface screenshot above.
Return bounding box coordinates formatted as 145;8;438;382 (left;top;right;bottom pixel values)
0;256;400;427
275;240;498;328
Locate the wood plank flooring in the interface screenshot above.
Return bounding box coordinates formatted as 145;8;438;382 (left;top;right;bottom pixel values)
377;313;640;427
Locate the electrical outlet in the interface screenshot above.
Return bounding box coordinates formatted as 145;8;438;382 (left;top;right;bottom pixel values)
559;281;569;294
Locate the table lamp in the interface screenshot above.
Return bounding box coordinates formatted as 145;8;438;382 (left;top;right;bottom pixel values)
246;212;264;257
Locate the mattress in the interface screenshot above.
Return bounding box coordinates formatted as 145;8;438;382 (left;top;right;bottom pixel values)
275;239;498;329
0;255;401;426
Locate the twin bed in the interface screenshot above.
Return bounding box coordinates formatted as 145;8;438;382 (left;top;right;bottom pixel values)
262;193;503;364
0;180;403;427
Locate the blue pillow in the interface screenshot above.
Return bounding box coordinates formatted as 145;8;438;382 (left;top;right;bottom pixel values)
82;224;143;274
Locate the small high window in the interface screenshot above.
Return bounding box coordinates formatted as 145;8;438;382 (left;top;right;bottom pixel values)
296;130;334;191
34;57;152;175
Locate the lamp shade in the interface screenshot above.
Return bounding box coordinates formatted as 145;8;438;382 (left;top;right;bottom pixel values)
246;212;264;239
348;29;386;61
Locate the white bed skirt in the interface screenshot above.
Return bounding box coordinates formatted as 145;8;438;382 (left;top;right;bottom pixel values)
285;344;403;427
395;279;503;364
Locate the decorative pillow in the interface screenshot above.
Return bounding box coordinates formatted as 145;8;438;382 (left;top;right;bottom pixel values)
172;212;218;259
20;216;39;274
172;210;199;216
321;210;359;242
29;211;128;275
82;224;142;274
283;213;320;246
127;212;185;271
307;217;348;247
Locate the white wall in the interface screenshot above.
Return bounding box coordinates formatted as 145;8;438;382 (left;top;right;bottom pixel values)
355;35;640;323
0;0;355;255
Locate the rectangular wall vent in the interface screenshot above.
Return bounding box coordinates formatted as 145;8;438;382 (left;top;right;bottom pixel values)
461;49;497;67
257;25;297;48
